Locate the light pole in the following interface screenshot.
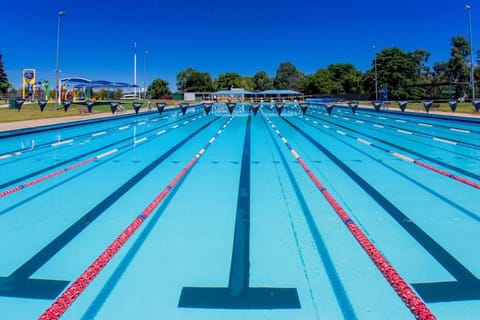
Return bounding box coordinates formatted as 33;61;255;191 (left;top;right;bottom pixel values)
143;50;149;100
134;42;137;98
373;45;378;101
54;11;65;111
464;5;475;100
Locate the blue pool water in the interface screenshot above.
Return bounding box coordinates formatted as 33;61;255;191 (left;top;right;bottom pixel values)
0;103;479;319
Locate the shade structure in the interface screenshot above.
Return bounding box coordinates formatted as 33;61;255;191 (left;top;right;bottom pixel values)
257;90;300;95
212;90;254;95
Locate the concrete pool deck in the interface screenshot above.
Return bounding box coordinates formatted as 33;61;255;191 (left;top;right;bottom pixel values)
0;110;138;133
0;104;478;133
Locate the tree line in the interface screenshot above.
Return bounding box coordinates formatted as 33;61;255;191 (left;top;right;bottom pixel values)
0;53;8;96
148;35;479;101
1;35;478;101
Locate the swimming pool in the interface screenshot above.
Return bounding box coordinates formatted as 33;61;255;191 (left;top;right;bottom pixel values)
0;103;478;319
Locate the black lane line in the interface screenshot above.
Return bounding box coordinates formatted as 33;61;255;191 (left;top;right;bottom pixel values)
284;117;480;303
263;115;356;318
0;111;202;190
305;110;480;181
80;165;188;320
179;115;301;309
0;113;203;213
0;117;218;300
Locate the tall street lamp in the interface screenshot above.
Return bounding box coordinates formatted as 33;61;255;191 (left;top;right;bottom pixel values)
373;45;378;101
143;50;149;100
464;5;475;100
55;11;66;111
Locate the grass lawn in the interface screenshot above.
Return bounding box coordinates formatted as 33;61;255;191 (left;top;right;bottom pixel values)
359;101;479;114
0;100;180;122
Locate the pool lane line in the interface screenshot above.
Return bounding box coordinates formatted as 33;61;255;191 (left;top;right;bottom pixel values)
1;117;219;301
0;115;203;191
79;163;186;320
311;108;480;151
304;110;480;181
262;115;355;319
0;109;180;160
299;116;480;190
335;108;480;135
179;115;300;310
0;107;200;160
38;115;234;320
262;112;436;320
0;114;204;198
332;107;479;134
290;116;480;227
0;109;188;161
319;109;479;150
283;115;480;303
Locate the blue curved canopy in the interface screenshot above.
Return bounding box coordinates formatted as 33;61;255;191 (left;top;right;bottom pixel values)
60;78;137;88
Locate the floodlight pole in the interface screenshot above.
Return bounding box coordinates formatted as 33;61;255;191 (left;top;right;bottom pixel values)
134;42;137;98
143;50;149;100
55;11;66;111
373;45;378;101
465;5;475;100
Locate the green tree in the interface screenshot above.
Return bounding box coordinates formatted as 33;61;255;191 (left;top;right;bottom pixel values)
0;52;8;95
176;68;214;92
475;49;480;84
215;72;242;90
148;78;171;98
432;36;471;97
187;71;214;92
299;69;332;95
447;35;470;84
237;76;254;91
326;63;363;94
363;47;430;100
252;71;273;91
176;67;194;93
408;49;431;98
273;62;303;90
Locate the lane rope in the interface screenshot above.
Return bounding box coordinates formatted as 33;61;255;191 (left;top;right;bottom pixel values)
262;112;436;320
333;107;480;136
300;115;480;190
0;106;201;160
312;108;480;151
0;114;204;198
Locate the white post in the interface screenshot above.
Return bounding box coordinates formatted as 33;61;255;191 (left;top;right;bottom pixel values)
55;11;65;110
143;50;149;100
134;42;137;98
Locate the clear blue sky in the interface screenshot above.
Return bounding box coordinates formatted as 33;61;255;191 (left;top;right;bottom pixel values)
1;0;477;91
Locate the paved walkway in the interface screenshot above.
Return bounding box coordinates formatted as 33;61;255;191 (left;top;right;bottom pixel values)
0;110;138;133
1;105;478;134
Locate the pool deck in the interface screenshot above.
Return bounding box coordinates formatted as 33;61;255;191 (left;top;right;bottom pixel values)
0;104;479;133
0;110;137;132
